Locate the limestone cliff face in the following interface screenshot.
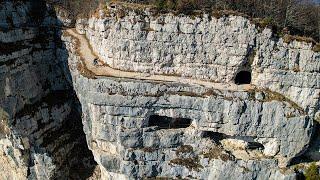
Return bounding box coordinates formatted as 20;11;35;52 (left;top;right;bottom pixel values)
81;5;320;116
65;4;320;180
1;1;319;179
0;1;95;179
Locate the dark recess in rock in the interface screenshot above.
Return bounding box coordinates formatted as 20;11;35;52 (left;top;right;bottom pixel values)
235;71;252;85
148;115;192;129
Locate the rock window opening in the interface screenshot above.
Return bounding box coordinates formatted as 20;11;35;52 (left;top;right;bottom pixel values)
148;115;191;129
234;71;251;85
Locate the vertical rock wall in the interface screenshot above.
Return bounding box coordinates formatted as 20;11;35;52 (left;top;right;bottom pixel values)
0;1;96;179
83;5;320;116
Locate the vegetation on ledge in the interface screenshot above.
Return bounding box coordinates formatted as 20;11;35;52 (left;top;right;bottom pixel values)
304;163;320;180
140;0;320;42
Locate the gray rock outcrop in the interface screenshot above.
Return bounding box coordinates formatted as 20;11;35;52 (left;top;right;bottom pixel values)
65;3;320;179
1;1;319;179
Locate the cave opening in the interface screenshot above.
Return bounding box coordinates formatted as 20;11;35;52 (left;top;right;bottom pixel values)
148;115;192;129
234;71;252;85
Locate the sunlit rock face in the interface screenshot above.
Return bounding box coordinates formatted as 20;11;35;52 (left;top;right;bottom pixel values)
65;3;320;179
1;0;319;179
82;5;320;116
0;1;95;179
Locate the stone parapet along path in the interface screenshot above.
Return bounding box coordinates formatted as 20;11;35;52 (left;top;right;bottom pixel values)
66;28;252;92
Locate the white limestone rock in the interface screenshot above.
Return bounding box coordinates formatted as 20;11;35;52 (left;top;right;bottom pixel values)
62;4;320;179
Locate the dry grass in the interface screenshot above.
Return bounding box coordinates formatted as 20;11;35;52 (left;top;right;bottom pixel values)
292;65;300;72
251;17;274;29
247;88;304;114
262;89;304;113
142;147;156;152
0;108;10;136
109;88;219;98
170;157;203;171
202;146;233;162
116;9;126;19
76;61;97;79
143;27;155;32
283;34;316;44
168;89;219;98
112;1;154;10
312;44;320;52
170;91;202;97
202;89;218;97
176;145;193;155
212;9;249;19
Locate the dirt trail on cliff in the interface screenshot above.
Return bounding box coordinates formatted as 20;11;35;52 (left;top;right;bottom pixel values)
66;29;251;92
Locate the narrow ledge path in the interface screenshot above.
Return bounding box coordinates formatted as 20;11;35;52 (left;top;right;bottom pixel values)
66;28;253;92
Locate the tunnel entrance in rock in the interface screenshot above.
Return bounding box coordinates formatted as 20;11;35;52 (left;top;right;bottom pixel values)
148;115;191;129
234;71;251;85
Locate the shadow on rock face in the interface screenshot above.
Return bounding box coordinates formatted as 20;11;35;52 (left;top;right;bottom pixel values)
290;122;320;165
0;0;96;179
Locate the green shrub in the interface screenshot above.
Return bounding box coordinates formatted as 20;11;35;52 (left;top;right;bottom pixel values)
304;163;320;180
154;0;166;10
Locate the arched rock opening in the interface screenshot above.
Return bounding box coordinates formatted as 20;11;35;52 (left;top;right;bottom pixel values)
148;115;191;129
234;71;252;85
